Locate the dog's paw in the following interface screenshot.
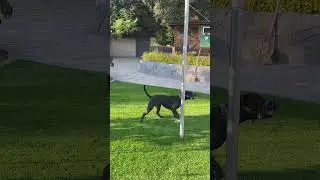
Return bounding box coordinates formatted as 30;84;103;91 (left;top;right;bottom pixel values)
173;119;180;123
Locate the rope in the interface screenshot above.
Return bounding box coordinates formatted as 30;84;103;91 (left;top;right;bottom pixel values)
185;5;209;82
189;5;210;22
194;48;201;82
257;0;281;64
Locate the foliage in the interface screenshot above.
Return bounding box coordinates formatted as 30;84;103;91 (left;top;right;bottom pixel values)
111;8;138;39
110;0;210;38
154;26;174;46
209;0;320;14
0;0;13;24
142;51;210;66
153;0;210;25
110;0;159;38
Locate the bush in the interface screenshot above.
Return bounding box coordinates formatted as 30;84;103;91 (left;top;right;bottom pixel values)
142;52;210;66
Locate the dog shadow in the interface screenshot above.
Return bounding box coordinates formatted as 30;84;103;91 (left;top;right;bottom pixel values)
110;114;210;148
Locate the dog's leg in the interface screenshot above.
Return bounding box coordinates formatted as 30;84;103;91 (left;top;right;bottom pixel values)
156;105;164;118
141;105;154;122
171;109;180;119
211;155;223;180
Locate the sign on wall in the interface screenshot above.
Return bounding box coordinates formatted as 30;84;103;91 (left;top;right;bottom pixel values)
200;26;210;48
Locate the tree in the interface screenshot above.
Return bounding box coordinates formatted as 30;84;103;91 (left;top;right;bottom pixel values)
152;0;210;25
154;26;174;46
0;0;13;24
110;0;159;38
109;0;209;43
111;8;138;39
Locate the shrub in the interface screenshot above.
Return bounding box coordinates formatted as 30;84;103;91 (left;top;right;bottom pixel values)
142;52;210;66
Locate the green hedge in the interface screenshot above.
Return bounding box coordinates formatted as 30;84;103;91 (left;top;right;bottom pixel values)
210;0;320;14
142;52;210;66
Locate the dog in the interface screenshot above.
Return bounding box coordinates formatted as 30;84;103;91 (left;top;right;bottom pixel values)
140;85;196;122
240;92;277;122
210;92;278;179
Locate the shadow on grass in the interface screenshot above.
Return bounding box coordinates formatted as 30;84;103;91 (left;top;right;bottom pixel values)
111;114;210;148
0;60;108;178
238;165;320;180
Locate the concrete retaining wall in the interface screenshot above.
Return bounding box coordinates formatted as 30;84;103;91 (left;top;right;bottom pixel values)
111;39;136;57
138;60;210;83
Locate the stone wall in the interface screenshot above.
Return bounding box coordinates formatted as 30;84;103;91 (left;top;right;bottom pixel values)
138;61;210;83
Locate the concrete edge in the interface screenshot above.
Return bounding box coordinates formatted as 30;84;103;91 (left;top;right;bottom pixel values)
138;60;210;83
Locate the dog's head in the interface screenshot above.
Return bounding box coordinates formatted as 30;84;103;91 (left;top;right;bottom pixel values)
219;104;228;116
185;91;196;100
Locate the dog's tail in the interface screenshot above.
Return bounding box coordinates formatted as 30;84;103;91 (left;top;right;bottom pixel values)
143;85;152;98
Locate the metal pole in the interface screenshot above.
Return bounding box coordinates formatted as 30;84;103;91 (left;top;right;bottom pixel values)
226;0;241;179
180;0;190;140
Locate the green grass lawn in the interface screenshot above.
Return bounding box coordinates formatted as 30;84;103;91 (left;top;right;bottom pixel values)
1;60;319;180
212;89;320;180
0;60;107;179
111;83;320;180
110;82;210;179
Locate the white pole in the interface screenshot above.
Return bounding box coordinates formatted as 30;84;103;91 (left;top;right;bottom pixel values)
226;0;241;179
180;0;190;140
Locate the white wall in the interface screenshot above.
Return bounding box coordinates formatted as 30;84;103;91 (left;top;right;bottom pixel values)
111;38;136;57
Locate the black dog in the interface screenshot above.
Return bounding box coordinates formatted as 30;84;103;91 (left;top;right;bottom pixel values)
210;92;278;179
240;92;277;122
141;85;196;122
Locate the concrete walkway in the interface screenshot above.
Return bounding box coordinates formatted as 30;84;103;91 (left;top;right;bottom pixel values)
110;58;210;94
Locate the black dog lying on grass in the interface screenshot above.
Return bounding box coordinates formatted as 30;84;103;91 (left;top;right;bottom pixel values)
240;92;277;122
210;92;278;179
141;85;196;122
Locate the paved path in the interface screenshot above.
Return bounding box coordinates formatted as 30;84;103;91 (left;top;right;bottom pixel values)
110;58;210;94
20;56;320;103
12;57;209;94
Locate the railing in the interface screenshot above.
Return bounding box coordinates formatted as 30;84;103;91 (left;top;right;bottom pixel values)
150;45;210;56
